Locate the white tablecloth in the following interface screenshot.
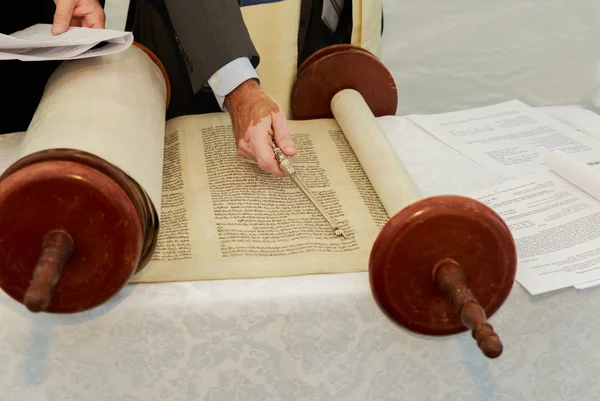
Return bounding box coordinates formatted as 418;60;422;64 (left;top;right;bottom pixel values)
2;106;600;401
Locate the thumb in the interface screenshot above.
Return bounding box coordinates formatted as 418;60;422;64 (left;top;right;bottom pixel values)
272;111;296;156
52;0;77;35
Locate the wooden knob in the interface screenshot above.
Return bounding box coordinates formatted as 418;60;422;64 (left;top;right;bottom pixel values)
291;44;398;120
23;230;74;312
433;258;503;358
369;195;517;358
0;155;144;313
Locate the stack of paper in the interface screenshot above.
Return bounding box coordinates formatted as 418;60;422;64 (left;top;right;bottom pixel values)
408;99;600;179
467;151;600;295
408;100;600;295
0;24;133;61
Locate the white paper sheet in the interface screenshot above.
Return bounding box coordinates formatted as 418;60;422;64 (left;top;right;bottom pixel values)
548;150;600;201
0;24;133;61
469;169;600;295
548;150;600;291
408;99;600;178
575;278;600;290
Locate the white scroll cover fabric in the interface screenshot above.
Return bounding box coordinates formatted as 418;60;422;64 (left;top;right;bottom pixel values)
2;105;600;400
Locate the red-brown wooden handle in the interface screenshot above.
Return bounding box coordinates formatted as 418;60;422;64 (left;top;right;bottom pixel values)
433;258;503;358
23;230;74;312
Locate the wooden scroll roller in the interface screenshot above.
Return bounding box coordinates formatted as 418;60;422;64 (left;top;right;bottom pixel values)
292;44;398;120
291;45;518;358
0;42;170;314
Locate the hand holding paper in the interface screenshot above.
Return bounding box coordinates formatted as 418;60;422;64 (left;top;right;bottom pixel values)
52;0;106;35
0;24;133;61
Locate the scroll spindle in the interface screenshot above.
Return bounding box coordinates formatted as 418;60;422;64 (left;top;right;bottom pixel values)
433;258;503;358
23;230;74;312
368;195;517;360
0;41;168;314
290;44;517;358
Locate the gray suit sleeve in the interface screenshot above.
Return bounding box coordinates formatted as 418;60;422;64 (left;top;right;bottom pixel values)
162;0;260;94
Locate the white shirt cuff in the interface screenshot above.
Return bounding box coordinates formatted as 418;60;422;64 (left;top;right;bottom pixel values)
207;57;260;111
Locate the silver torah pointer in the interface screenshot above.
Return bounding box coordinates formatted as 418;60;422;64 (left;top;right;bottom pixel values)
271;139;345;237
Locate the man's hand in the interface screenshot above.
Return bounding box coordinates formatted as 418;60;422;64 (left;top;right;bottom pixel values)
52;0;105;35
225;79;296;177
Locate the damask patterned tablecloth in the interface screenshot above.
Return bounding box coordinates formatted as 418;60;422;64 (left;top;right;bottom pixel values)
2;106;600;401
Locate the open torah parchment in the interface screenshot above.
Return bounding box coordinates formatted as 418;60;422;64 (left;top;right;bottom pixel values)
138;112;388;281
136;89;421;282
0;45;421;283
